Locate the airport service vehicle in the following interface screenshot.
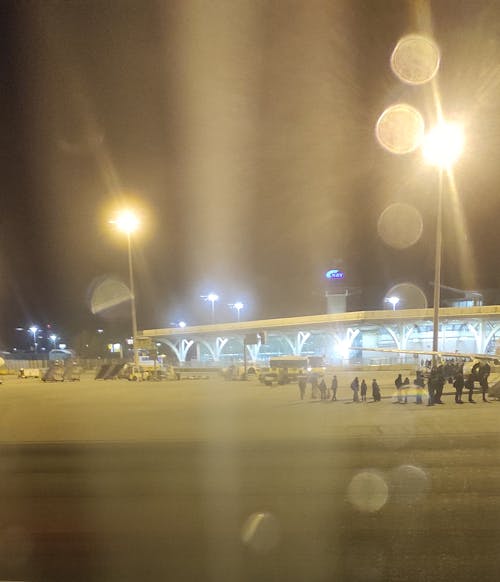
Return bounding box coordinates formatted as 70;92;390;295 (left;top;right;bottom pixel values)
260;355;325;386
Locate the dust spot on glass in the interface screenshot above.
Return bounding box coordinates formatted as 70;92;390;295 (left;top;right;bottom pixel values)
241;511;280;554
347;471;389;513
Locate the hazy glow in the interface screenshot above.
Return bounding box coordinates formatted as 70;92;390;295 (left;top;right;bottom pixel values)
207;293;219;303
111;210;140;234
422;122;464;168
234;301;244;310
178;321;187;328
390;34;440;85
376;104;425;154
29;326;38;335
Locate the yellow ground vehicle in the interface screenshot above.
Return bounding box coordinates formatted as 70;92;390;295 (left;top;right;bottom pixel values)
260;356;325;385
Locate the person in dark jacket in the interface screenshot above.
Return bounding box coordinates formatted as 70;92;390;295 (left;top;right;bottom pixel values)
331;375;338;401
360;379;367;402
298;377;307;400
319;378;327;400
351;377;360;402
465;375;475;403
395;373;403;403
372;379;381;401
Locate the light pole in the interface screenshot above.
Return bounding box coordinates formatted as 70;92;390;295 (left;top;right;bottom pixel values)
204;293;219;323
422;121;464;362
49;334;58;348
29;326;38;353
385;296;400;311
110;210;140;365
229;301;244;321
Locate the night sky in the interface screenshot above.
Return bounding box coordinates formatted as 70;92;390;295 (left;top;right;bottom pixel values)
1;0;499;347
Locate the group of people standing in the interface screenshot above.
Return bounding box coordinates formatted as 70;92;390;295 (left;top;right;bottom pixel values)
298;361;493;406
349;377;382;402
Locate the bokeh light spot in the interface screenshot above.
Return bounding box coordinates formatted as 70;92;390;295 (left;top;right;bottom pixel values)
389;465;430;504
385;283;428;309
377;203;423;249
347;471;389;513
391;34;440;85
89;276;131;317
376;104;425;154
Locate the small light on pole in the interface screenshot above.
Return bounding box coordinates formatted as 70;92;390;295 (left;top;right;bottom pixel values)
49;334;58;348
385;296;400;311
229;301;244;321
29;326;38;352
203;293;219;323
178;321;187;328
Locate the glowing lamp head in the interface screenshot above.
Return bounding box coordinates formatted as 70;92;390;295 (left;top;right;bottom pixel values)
207;293;219;303
178;321;187;328
29;326;38;335
111;210;140;234
422;122;464;168
234;302;244;311
385;296;400;309
49;334;57;342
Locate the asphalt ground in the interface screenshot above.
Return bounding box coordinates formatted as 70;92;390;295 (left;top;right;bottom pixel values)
0;373;500;581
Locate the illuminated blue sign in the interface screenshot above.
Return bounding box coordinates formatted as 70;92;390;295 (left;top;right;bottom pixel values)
325;269;345;280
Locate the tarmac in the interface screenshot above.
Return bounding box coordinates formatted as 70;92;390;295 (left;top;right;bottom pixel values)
0;372;500;581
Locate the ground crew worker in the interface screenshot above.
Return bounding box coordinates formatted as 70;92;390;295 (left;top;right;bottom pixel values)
453;371;465;404
372;379;381;401
331;375;338;401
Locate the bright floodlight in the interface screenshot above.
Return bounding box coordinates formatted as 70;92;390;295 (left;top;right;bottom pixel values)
422;122;464;168
234;302;244;311
385;296;400;310
29;326;38;335
207;293;219;303
178;321;187;328
111;210;140;234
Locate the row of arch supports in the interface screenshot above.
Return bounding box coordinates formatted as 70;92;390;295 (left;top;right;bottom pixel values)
154;320;500;364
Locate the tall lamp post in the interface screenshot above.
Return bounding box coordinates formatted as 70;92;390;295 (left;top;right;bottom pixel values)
29;326;38;353
204;293;219;323
110;210;140;365
422;121;464;362
229;301;244;321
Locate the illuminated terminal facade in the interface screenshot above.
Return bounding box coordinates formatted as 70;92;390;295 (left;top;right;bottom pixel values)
142;305;500;365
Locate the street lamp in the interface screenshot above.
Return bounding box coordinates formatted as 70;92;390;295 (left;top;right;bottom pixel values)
422;121;464;360
110;210;140;365
229;301;244;321
49;334;58;348
207;293;219;323
29;326;38;353
385;296;400;311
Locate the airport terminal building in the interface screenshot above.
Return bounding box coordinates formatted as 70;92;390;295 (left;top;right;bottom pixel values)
143;305;500;365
